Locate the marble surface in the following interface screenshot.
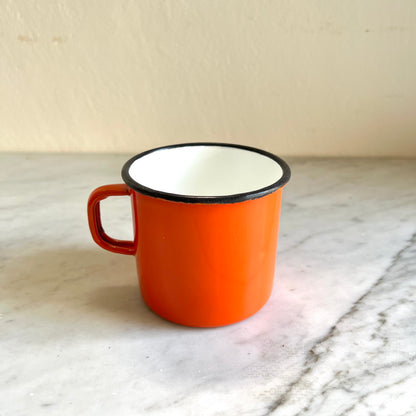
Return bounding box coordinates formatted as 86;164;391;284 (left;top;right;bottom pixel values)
1;153;415;416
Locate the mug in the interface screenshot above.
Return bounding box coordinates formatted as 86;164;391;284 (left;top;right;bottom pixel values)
87;143;290;327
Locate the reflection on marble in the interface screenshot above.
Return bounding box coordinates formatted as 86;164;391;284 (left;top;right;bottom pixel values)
0;154;415;416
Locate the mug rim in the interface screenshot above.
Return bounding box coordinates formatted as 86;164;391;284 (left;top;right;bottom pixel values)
121;142;291;204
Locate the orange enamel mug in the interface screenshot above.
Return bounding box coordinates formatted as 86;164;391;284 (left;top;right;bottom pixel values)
87;143;290;327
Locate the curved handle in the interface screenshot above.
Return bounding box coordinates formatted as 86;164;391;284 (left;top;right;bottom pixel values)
87;184;135;255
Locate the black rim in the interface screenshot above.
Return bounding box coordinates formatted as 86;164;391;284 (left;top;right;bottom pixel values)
121;142;291;204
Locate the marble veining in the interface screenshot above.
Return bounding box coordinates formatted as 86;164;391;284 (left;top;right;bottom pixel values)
0;154;415;416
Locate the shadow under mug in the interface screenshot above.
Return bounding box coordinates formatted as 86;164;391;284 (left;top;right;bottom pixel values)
87;143;291;327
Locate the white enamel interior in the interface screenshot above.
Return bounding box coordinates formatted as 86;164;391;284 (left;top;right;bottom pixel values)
128;145;283;196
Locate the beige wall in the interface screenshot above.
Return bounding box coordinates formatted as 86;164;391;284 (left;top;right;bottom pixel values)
1;1;415;156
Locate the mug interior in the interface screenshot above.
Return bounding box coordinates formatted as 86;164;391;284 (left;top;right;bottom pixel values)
127;144;284;197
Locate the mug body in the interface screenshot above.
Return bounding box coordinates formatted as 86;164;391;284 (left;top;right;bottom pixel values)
131;189;282;327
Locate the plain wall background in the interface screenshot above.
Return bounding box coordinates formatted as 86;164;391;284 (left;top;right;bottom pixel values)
1;0;415;156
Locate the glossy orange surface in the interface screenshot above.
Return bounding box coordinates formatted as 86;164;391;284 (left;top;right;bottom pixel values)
88;184;135;255
88;185;282;327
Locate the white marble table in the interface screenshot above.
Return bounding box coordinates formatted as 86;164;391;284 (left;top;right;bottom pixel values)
1;154;415;416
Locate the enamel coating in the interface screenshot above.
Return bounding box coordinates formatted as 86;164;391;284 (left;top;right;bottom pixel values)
132;190;282;327
87;143;290;327
88;186;282;327
122;142;290;204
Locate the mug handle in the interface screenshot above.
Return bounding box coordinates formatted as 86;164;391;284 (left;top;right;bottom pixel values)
87;184;135;255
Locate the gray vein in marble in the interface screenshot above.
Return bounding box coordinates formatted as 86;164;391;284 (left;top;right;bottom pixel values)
266;232;416;416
